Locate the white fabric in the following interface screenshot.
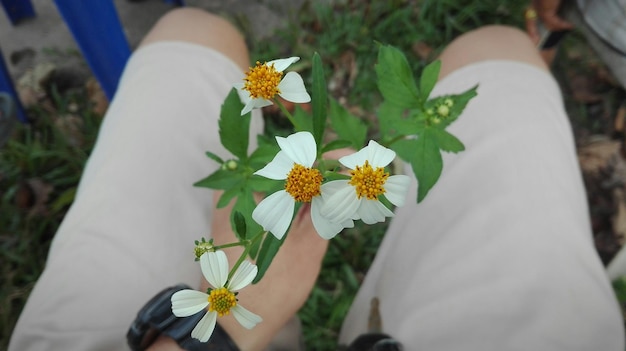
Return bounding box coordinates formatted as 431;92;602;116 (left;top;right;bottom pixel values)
9;41;263;351
339;61;625;350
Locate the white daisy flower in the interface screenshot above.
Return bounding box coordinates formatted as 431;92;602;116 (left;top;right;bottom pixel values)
320;140;411;225
235;57;311;115
171;251;262;342
252;131;353;240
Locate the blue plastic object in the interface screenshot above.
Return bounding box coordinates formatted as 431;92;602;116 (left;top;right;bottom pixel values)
0;49;26;122
0;0;35;25
53;0;132;100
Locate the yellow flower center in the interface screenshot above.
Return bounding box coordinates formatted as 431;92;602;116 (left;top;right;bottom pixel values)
208;287;237;317
243;61;283;100
285;164;323;202
349;161;389;200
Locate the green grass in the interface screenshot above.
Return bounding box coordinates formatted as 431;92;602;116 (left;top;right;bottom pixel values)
2;0;622;350
0;87;102;349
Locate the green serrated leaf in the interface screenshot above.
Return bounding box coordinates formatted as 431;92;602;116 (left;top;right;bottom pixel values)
428;85;478;128
375;45;420;109
205;151;224;165
312;52;328;147
328;99;367;149
432;129;465;153
253;233;286;283
216;186;242;208
194;168;244;190
378;102;426;143
249;142;280;169
392;132;443;203
414;131;443;202
219;88;250;160
378;101;403;140
419;60;441;102
233;211;247;240
248;175;282;193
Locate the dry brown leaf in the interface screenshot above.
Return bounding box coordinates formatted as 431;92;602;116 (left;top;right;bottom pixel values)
412;41;433;60
569;74;603;103
86;78;109;116
15;178;54;217
615;105;626;133
16;63;56;108
578;137;622;174
613;188;626;245
54;114;84;147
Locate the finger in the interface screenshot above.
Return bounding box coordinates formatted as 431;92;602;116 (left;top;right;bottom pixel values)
525;16;541;45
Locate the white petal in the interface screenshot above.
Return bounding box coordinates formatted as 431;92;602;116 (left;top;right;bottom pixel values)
365;140;396;167
320;180;360;223
321;179;350;194
254;151;294;180
276;131;317;167
267;56;300;72
191;311;218;342
241;97;273;115
338;150;365;170
341;217;355;228
339;140;395;169
227;260;258;291
310;197;348;239
201;251;229;288
171;290;209;317
234;82;249;100
357;199;394;224
231;305;263;329
278;72;311;103
252;191;295;239
384;175;411;207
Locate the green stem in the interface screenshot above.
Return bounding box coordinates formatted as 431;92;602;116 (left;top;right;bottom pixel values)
227;230;266;282
213;241;248;250
383;134;407;148
274;98;299;130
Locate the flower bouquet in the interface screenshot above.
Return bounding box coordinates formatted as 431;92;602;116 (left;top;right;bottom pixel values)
170;45;477;341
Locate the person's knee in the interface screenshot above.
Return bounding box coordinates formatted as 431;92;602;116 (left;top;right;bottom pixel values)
439;25;547;79
140;7;249;71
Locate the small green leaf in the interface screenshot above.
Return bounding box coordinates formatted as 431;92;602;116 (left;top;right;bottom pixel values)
312;52;328;147
233;211;247;240
419;60;441;102
375;45;420;109
328;99;367;149
204;151;224;165
432;129;465;153
253;232;286;283
194;169;244;190
232;188;262;241
219;88;250;160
